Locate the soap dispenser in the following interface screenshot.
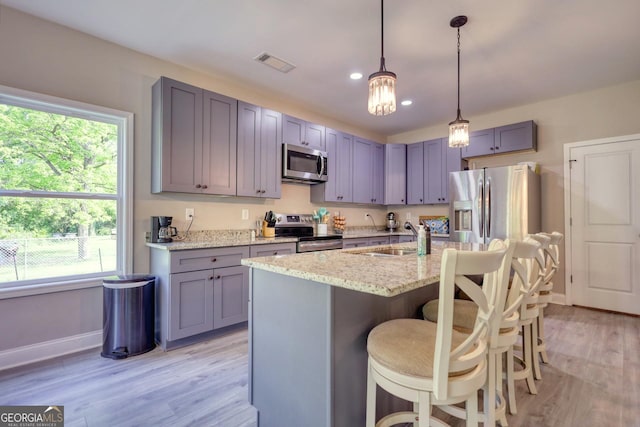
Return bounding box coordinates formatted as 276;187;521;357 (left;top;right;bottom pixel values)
417;225;427;256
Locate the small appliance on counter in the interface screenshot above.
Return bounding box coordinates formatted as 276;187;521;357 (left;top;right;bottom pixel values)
150;216;177;243
386;212;399;231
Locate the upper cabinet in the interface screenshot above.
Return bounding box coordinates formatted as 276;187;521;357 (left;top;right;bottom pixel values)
236;102;282;198
152;77;237;195
352;138;384;204
310;128;353;203
462;120;537;159
384;144;406;205
282;115;326;150
407;138;465;205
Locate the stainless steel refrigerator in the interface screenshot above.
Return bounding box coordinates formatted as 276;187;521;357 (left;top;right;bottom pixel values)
449;165;540;243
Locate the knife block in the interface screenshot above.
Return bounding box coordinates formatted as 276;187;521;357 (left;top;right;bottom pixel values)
262;221;275;238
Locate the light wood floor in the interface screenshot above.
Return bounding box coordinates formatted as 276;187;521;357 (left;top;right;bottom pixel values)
0;304;637;427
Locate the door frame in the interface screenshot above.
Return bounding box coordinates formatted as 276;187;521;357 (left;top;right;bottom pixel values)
562;132;640;306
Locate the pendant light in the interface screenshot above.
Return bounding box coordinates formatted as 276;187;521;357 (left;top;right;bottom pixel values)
368;0;396;116
448;15;469;148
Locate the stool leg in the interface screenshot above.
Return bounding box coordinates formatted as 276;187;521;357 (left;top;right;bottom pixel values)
496;352;508;426
506;347;517;415
523;325;538;394
484;351;496;427
466;391;478;427
532;319;542;380
366;360;376;427
537;308;549;364
418;391;430;427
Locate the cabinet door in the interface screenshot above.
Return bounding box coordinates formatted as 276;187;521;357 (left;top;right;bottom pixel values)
152;77;203;193
282;115;305;146
250;242;297;257
259;108;282;198
494;120;536;153
372;142;384;204
406;142;425;204
384;144;407;205
305;122;326;150
398;235;416;243
213;265;250;329
336;132;354;201
236;102;262;197
202;91;237;195
352;138;373;204
443;145;463;204
424;138;444;204
462;128;495;158
169;270;214;340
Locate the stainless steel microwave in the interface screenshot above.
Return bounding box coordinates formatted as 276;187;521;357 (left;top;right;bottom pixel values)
282;144;328;183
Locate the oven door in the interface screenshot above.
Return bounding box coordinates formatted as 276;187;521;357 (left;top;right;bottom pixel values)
282;144;328;183
297;238;343;253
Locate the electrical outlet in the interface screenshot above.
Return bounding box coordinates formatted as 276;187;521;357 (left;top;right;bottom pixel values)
186;208;194;221
406;212;411;220
241;209;249;220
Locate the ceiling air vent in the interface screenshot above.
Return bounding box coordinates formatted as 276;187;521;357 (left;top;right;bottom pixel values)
254;52;296;73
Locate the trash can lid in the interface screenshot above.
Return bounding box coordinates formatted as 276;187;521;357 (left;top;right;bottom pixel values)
103;274;155;285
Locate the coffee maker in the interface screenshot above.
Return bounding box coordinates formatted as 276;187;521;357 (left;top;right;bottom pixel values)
151;216;177;243
386;212;398;231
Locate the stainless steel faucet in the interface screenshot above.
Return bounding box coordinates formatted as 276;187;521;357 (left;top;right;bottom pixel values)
404;221;418;236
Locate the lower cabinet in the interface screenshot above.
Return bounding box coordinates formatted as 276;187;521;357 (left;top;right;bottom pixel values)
151;245;250;350
249;242;296;257
342;236;390;248
389;235;416;244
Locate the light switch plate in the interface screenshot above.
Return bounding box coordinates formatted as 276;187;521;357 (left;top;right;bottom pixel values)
241;209;249;220
186;208;194;221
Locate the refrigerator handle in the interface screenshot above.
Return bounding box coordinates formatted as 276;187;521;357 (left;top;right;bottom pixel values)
486;178;491;239
478;178;484;238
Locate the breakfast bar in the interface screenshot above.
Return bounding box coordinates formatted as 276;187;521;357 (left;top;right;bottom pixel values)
241;241;481;427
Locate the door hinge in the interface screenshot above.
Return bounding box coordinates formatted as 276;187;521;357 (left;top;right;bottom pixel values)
570;274;573;283
570;217;572;226
569;159;577;169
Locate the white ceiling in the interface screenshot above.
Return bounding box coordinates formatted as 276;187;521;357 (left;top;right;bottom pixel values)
3;0;640;136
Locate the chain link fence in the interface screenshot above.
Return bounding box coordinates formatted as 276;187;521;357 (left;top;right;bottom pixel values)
0;235;117;283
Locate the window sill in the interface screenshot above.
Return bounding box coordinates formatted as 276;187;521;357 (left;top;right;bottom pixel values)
0;277;108;300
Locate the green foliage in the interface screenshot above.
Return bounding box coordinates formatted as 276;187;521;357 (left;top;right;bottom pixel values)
0;103;117;238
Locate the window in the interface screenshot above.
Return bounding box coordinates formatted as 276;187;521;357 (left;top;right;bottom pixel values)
0;86;132;289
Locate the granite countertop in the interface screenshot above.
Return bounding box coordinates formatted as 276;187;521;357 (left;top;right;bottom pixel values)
241;240;483;297
146;229;297;251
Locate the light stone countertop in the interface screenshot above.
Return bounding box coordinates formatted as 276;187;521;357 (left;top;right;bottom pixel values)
146;229;298;251
241;240;484;297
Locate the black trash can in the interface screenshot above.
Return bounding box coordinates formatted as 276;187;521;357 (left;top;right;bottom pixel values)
101;274;156;359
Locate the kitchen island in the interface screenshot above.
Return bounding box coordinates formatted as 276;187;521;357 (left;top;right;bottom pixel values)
241;241;481;427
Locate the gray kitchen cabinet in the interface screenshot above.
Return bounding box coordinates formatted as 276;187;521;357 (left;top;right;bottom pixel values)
151;76;237;195
384;144;407;205
249;242;297;257
212;265;250;329
283;115;326;150
462;120;537;158
150;245;250;350
406;142;425;204
407;138;464;205
353;138;384;204
237;102;282;198
310;128;353;203
389;235;416;244
342;236;390;248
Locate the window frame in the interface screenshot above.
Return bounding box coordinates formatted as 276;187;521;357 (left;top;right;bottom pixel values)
0;84;133;298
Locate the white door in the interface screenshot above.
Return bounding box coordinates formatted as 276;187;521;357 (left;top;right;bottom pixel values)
566;135;640;315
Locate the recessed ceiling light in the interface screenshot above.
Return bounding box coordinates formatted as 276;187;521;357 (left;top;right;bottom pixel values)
401;100;413;106
350;72;363;80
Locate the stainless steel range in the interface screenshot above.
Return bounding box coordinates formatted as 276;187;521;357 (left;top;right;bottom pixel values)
274;213;343;252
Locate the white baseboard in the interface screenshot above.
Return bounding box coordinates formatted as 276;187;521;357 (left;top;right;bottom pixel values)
551;293;566;305
0;330;101;371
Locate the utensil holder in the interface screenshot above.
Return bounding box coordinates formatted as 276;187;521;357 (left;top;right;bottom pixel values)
317;223;327;236
262;221;275;237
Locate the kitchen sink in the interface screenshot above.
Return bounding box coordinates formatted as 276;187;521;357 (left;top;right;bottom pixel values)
351;247;417;257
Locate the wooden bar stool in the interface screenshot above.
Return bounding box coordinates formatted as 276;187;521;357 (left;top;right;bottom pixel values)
366;240;511;427
423;238;540;426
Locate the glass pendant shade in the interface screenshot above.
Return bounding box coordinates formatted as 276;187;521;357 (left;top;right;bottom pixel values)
368;70;397;116
449;116;470;147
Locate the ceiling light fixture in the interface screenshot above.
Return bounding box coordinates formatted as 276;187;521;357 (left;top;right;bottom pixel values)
350;72;363;80
448;15;470;148
368;0;396;116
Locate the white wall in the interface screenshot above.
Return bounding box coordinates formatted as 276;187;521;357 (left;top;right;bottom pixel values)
1;5;639;359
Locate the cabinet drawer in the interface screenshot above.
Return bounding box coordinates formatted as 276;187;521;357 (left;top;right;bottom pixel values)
250;243;296;257
170;246;250;273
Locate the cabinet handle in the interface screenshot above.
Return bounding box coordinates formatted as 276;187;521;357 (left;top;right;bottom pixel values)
211;258;217;263
495;146;500;150
420;198;423;203
202;185;208;189
195;184;201;189
401;199;405;203
261;190;266;194
273;251;278;255
490;147;495;151
256;189;261;194
208;276;214;281
215;275;221;280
